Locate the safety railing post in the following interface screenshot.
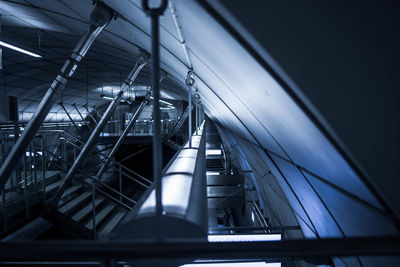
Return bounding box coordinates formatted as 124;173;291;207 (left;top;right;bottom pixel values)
41;135;47;204
92;181;96;240
33;144;37;184
2;187;6;233
119;164;122;203
23;148;29;219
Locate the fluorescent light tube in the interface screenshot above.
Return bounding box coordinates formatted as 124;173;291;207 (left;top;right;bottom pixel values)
182;262;280;267
206;149;222;156
0;41;42;58
101;95;114;100
208;234;281;242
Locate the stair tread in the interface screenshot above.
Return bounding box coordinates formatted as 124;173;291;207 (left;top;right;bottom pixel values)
71;198;104;222
61;184;82;199
99;210;126;235
85;204;115;230
45;180;61;192
58;192;91;214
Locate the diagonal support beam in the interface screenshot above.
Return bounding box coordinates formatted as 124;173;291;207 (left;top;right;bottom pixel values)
96;93;150;180
166;104;195;139
0;4;114;189
53;91;124;204
59;102;81;135
73;104;91;130
84;105;98;125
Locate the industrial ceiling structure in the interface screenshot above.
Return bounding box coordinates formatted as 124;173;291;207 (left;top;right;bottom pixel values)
0;0;399;266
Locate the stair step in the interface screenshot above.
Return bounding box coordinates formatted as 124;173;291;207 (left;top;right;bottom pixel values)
71;198;104;222
58;192;91;214
61;184;82;200
85;204;115;230
45;180;61;192
99;210;126;235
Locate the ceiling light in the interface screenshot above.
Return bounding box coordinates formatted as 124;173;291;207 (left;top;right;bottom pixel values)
208;234;281;242
0;40;42;58
101;94;114;100
182;262;280;267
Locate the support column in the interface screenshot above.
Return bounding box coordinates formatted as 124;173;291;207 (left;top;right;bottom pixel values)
53;91;124;204
143;0;168;217
0;4;114;189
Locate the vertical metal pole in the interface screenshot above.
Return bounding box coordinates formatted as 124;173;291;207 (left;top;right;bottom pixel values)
152;12;163;216
2;187;6;233
92;182;96;240
119;164;122;203
188;85;192;147
41;136;47;204
23;149;29;219
143;0;168;217
33;144;37;184
195;105;198;135
63;138;67;172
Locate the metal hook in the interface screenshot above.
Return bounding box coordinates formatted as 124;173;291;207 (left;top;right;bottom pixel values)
142;0;168;16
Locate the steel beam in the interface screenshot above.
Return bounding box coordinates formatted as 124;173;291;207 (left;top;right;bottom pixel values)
96;92;150;180
84;105;98;125
59;103;81;134
73;104;91;130
95;51;150;179
0;4;113;189
0;237;399;262
53;91;124;204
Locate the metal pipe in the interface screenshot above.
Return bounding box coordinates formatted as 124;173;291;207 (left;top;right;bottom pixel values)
0;4;113;190
73;104;91;130
95;51;150;179
23;150;29;219
2;187;6;233
41;136;47;207
188;85;192;147
53;91;124;204
143;0;167;217
96;92;150;180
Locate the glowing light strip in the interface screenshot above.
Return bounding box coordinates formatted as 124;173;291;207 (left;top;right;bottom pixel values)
208;234;281;242
206;171;220;175
206;149;222;156
0;41;42;58
182;262;280;267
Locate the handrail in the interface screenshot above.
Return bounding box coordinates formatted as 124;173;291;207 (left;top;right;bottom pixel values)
58;129;151;185
61;140;150;188
36;146;135;210
33;130;151;187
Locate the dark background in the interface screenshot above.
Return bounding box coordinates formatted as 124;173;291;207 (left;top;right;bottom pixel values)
219;0;400;215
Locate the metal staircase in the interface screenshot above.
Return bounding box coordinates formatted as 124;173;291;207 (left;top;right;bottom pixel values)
45;179;130;239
